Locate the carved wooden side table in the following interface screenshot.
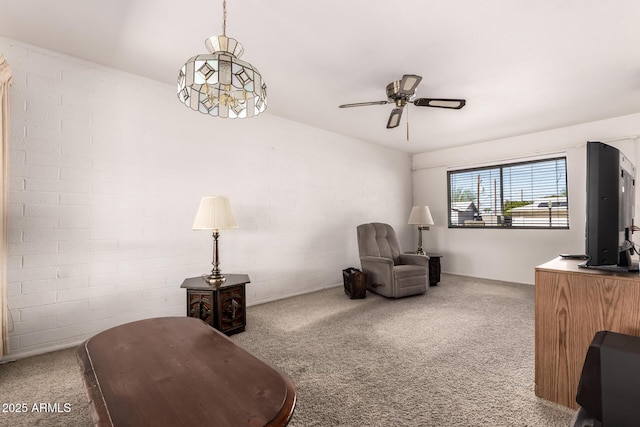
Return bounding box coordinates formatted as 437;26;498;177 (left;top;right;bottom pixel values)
181;274;250;336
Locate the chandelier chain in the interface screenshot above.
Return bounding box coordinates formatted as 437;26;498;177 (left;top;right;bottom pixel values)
222;0;227;36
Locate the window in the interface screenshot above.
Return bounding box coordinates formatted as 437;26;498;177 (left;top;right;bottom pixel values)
447;157;569;229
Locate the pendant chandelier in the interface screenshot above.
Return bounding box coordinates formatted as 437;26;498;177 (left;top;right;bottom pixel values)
177;0;266;118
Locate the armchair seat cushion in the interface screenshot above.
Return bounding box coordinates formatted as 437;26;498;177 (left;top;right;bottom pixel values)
394;264;427;280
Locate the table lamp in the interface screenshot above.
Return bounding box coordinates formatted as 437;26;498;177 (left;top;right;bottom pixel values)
193;196;238;285
408;206;434;255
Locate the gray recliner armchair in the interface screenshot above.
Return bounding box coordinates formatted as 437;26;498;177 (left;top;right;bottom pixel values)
356;222;428;298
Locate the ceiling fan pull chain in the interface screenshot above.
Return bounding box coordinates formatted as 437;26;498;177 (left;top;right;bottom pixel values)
406;105;410;142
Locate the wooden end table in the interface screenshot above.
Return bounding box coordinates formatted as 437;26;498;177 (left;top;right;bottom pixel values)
181;274;250;335
424;253;442;286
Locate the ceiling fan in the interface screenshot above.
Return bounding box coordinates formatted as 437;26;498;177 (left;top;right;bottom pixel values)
339;74;466;130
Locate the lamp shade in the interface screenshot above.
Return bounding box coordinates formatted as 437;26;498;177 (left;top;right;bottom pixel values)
408;206;434;226
192;196;238;230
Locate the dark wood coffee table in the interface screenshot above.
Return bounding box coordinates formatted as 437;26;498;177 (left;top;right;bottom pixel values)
77;317;295;426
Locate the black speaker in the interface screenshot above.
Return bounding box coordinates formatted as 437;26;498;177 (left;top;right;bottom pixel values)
576;331;606;422
576;330;640;426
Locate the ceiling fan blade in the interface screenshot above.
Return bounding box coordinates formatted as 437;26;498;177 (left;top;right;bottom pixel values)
398;74;422;95
413;98;466;109
339;100;390;108
386;108;403;129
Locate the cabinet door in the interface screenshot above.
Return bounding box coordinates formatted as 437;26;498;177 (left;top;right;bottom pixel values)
218;286;245;333
187;291;213;325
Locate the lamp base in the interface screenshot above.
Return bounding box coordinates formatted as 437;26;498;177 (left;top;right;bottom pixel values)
205;230;226;286
204;273;226;286
415;226;427;256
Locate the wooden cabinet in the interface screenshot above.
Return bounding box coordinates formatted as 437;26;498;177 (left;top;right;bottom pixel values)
181;274;250;336
535;258;640;409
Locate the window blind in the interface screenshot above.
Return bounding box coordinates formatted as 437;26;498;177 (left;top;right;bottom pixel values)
447;157;568;229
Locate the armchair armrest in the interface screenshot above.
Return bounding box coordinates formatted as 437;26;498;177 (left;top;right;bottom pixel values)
399;253;429;267
359;256;393;289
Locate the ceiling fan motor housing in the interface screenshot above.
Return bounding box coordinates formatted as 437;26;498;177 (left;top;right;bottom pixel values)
386;80;411;107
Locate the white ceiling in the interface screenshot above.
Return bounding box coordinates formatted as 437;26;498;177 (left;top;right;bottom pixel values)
1;0;640;154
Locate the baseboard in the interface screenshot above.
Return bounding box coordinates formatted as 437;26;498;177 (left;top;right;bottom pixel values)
247;283;342;308
441;271;532;286
1;340;85;363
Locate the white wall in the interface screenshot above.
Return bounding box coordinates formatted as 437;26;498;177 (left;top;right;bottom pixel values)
0;38;413;359
412;114;640;284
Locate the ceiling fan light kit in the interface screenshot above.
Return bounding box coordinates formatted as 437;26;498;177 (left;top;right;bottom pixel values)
339;74;466;132
177;0;266;118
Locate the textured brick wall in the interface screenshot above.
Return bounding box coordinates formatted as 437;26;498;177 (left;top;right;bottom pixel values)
0;38;413;358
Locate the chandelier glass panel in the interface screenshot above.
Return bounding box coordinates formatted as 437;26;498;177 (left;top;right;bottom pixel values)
177;0;266;118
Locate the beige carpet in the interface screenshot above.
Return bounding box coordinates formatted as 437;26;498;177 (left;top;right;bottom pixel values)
0;347;91;427
0;274;575;426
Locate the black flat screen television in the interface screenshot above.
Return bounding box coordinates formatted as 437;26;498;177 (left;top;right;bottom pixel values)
582;141;637;271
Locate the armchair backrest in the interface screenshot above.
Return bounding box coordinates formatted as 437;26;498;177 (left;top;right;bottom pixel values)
356;223;402;265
